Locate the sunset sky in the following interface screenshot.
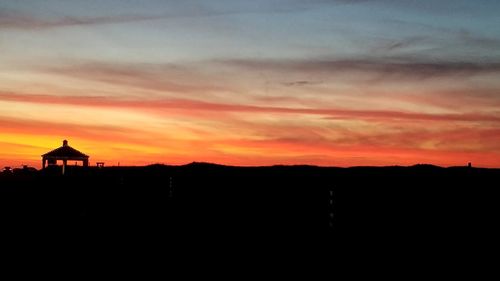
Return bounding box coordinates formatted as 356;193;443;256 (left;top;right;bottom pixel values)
1;0;500;168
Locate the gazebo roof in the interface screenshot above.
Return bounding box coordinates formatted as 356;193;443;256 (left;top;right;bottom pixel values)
42;140;89;159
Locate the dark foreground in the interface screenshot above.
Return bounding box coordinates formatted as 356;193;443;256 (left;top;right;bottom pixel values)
0;163;498;249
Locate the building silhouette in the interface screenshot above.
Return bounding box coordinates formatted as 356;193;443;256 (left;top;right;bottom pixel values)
42;140;89;174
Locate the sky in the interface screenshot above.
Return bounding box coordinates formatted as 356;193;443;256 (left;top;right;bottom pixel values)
1;0;500;168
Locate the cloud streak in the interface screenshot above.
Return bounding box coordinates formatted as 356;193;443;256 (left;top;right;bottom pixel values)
0;10;171;30
1;92;499;123
215;58;500;80
0;1;329;31
33;57;500;106
40;61;230;96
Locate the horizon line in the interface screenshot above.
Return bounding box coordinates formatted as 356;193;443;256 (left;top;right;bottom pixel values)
3;161;497;170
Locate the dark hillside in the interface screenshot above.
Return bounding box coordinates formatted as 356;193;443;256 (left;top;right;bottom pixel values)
1;164;498;247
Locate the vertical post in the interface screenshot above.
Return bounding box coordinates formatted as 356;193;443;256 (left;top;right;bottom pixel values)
42;158;46;169
169;176;173;198
62;159;67;175
329;187;335;230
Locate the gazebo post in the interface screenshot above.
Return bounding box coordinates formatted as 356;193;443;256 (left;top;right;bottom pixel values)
62;159;67;175
42;157;46;169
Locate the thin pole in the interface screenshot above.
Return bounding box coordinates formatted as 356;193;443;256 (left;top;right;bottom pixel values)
169;176;173;198
329;187;335;230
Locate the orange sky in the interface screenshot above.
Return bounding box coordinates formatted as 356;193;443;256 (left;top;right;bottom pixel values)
1;1;500;168
2;77;499;168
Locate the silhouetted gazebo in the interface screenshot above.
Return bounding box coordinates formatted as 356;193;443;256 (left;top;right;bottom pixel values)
42;140;89;174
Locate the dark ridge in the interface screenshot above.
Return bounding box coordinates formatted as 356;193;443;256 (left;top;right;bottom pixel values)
410;163;444;169
183;161;230;167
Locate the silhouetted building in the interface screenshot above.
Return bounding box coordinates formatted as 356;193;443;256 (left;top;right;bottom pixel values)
13;165;37;174
42;140;89;174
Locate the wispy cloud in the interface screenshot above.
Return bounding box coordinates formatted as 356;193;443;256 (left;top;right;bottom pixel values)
281;80;323;87
384;88;500;111
1;92;499;123
457;29;500;50
0;1;328;31
0;115;174;149
368;36;431;54
41;61;229;95
0;10;170;30
215;57;500;80
33;57;500;103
